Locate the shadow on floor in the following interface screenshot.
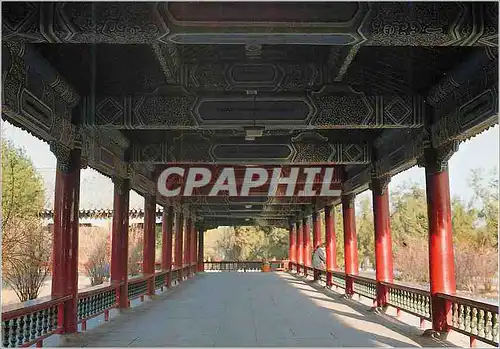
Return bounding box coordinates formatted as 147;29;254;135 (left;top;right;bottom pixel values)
54;271;459;347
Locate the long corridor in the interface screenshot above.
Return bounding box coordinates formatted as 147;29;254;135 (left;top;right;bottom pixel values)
59;272;454;347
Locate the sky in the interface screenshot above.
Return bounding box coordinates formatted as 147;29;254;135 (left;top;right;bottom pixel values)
1;120;499;210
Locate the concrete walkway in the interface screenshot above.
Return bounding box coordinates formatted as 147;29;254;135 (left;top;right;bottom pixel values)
59;272;455;347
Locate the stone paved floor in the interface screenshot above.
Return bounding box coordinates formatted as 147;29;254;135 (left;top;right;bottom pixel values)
59;272;459;347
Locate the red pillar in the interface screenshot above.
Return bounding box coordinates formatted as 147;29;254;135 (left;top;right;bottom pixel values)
312;212;321;280
424;147;456;333
342;193;358;296
51;146;81;334
303;215;312;268
184;216;191;275
296;220;303;274
161;206;174;286
371;177;394;308
175;211;184;279
111;177;130;308
143;195;156;295
288;222;296;269
325;205;337;286
191;221;197;274
197;227;204;272
312;212;321;249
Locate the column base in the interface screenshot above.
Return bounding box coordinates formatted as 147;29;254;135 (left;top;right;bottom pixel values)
422;329;449;340
368;305;388;314
58;332;86;347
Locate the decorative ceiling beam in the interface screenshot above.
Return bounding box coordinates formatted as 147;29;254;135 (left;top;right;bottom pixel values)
132;133;370;164
4;2;495;46
81;89;425;130
427;48;498;149
2;42;78;149
160;196;325;206
151;43;180;85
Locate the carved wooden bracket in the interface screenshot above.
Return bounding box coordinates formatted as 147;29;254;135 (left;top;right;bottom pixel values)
341;193;356;209
417;141;460;174
369;175;391;196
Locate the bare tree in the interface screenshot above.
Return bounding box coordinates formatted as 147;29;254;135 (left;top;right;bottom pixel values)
79;227;110;286
128;225;144;276
2;218;52;302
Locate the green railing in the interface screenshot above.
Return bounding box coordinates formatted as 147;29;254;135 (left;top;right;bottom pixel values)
2;295;70;347
77;283;119;330
381;281;431;321
437;293;499;347
203;260;288;272
154;271;167;290
290;262;499;347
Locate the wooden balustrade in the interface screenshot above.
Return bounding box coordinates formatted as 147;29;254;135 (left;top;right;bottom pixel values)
380;280;431;321
203;260;288;272
77;282;121;331
2;295;71;347
127;275;152;301
1;265;193;347
292;263;498;347
3;262;497;348
350;274;377;300
437;293;499;347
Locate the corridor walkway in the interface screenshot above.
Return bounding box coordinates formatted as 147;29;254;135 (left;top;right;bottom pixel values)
59;272;454;347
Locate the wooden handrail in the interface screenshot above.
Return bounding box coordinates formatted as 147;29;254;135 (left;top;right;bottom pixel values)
379;280;430;296
436;292;499;312
128;274;153;285
77;281;121;299
2;295;71;321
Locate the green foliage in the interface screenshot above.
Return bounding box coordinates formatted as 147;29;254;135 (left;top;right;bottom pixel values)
390;182;428;243
356;196;375;268
1;140;49;301
468;167;498;247
214;226;288;260
155;223;162;246
1;140;45;227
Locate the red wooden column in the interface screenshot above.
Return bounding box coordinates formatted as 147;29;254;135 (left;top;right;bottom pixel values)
296;218;303;274
184;215;191;276
423;146;457;333
312;212;322;249
312;211;321;280
197;226;204;272
191;220;197;274
342;193;359;296
288;222;296;270
302;213;312;271
111;177;130;309
161;206;174;287
324;205;337;286
143;195;156;295
371;177;394;308
174;211;184;280
51;145;81;334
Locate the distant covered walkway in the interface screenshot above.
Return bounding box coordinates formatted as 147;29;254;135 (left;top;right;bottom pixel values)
60;273;452;347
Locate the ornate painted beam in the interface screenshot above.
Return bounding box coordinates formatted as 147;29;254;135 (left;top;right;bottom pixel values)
81;89;425;130
372;47;499;180
160;196;327;207
3;2;497;46
199;217;289;229
428;48;498;149
133;133;371;164
2;41;78;149
179;57;347;93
